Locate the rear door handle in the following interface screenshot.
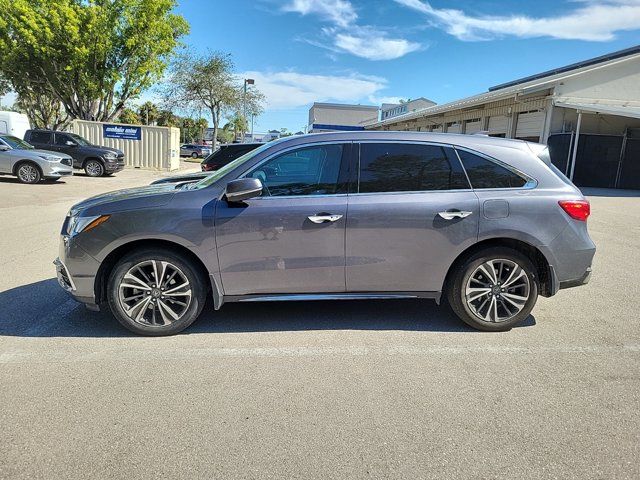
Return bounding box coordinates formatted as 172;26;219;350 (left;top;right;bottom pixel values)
308;213;343;224
438;209;473;220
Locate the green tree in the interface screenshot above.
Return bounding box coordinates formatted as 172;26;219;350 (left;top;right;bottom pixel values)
157;109;181;128
0;0;189;122
223;114;248;142
118;107;140;125
163;51;265;150
138;101;159;125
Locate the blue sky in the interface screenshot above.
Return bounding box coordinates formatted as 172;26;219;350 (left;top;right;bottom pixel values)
4;0;640;132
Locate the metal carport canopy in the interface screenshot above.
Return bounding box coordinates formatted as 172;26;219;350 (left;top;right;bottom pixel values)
554;101;640;120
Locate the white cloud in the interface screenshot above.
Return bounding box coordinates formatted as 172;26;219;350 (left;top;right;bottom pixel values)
239;71;386;110
281;0;421;60
368;95;406;105
334;28;422;60
282;0;357;28
395;0;640;41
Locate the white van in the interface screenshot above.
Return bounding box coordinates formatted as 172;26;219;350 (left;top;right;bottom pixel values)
0;111;31;140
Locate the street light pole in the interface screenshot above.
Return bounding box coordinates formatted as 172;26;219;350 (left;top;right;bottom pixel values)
243;78;254;142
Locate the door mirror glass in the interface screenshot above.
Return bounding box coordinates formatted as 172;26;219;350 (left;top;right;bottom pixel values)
225;178;263;202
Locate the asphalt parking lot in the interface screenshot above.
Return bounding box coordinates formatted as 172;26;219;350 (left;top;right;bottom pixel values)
0;168;639;479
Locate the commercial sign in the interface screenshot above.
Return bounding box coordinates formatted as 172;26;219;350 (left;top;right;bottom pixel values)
103;124;141;140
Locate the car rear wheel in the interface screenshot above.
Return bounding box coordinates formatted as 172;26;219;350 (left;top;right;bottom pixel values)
84;159;105;177
16;162;42;184
447;247;538;331
107;249;207;336
191;152;199;158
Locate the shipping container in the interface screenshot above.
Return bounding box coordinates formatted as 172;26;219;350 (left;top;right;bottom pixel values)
71;120;181;171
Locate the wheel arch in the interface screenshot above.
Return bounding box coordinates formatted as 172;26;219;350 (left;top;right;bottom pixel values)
442;237;555;298
82;156;104;168
94;239;214;305
13;159;43;176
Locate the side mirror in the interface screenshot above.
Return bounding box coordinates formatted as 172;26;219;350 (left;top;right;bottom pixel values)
66;141;77;147
225;178;263;202
0;145;10;151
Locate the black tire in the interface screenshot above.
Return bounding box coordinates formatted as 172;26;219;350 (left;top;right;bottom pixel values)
84;159;105;177
446;247;538;332
191;152;199;158
107;248;207;336
16;161;42;184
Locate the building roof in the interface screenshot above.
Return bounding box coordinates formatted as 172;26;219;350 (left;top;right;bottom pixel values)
367;44;640;128
311;102;379;110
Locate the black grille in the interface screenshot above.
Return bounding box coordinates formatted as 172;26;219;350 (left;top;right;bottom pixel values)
61;158;72;166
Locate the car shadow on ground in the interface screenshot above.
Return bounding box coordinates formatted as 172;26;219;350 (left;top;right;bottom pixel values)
0;177;69;185
0;279;536;338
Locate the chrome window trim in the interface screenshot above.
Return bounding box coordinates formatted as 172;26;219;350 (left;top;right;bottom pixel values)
453;145;538;191
354;140;472;195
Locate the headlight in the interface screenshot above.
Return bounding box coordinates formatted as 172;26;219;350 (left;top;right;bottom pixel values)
66;214;111;236
104;152;117;160
38;154;60;162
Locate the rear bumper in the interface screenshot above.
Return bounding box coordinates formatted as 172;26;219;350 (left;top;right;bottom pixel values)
559;266;592;290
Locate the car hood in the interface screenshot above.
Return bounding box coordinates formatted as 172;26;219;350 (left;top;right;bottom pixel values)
83;145;123;156
6;148;71;159
32;149;72;159
70;184;177;216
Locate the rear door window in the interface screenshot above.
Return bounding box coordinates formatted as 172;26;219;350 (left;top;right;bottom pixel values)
456;149;527;189
29;131;53;144
357;143;469;193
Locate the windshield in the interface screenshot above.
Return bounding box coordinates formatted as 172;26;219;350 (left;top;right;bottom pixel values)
67;133;92;146
0;135;34;150
189;141;279;189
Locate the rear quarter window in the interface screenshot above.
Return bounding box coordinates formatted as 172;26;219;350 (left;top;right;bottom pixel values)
457;149;527;189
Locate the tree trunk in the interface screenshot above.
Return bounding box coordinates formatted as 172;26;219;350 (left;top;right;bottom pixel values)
210;107;219;151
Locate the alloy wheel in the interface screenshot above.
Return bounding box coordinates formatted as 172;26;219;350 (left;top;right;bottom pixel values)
86;161;103;176
18;164;39;183
465;258;530;323
118;260;192;327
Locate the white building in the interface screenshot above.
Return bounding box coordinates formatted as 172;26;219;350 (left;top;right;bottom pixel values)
380;98;436;121
308;102;379;133
367;45;640;189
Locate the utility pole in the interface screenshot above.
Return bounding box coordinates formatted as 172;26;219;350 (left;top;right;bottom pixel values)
243;78;254;142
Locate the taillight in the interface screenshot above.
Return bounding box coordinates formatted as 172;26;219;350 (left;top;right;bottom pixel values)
559;200;590;221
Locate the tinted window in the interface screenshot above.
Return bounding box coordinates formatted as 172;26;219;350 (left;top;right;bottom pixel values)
457;150;527;189
358;143;468;193
247;144;344;196
29;131;52;144
54;133;71;146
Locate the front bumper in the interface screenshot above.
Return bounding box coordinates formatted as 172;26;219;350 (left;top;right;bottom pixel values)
105;161;125;173
55;234;102;309
43;164;74;178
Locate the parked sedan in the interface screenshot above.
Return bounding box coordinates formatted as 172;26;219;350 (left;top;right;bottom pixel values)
55;132;595;336
0;134;73;184
180;144;212;158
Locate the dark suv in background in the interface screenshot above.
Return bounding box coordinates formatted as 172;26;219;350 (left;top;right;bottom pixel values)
24;129;125;177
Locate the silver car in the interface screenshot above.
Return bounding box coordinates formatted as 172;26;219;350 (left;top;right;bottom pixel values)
0;135;73;183
55;132;595;335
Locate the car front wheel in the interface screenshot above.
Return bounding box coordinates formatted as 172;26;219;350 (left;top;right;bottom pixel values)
107;249;207;336
191;152;199;158
84;160;105;177
16;162;42;184
447;247;538;331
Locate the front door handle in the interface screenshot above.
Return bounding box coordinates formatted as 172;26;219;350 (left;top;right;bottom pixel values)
438;209;473;220
308;213;343;224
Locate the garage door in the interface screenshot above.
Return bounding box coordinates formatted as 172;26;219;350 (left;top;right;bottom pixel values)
465;120;482;134
515;111;545;140
488;116;508;135
447;123;462;134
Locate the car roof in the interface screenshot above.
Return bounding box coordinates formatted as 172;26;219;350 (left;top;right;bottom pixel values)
267;131;535;152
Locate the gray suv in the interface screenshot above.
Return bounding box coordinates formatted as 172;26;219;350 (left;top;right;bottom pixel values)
55;132;595;335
